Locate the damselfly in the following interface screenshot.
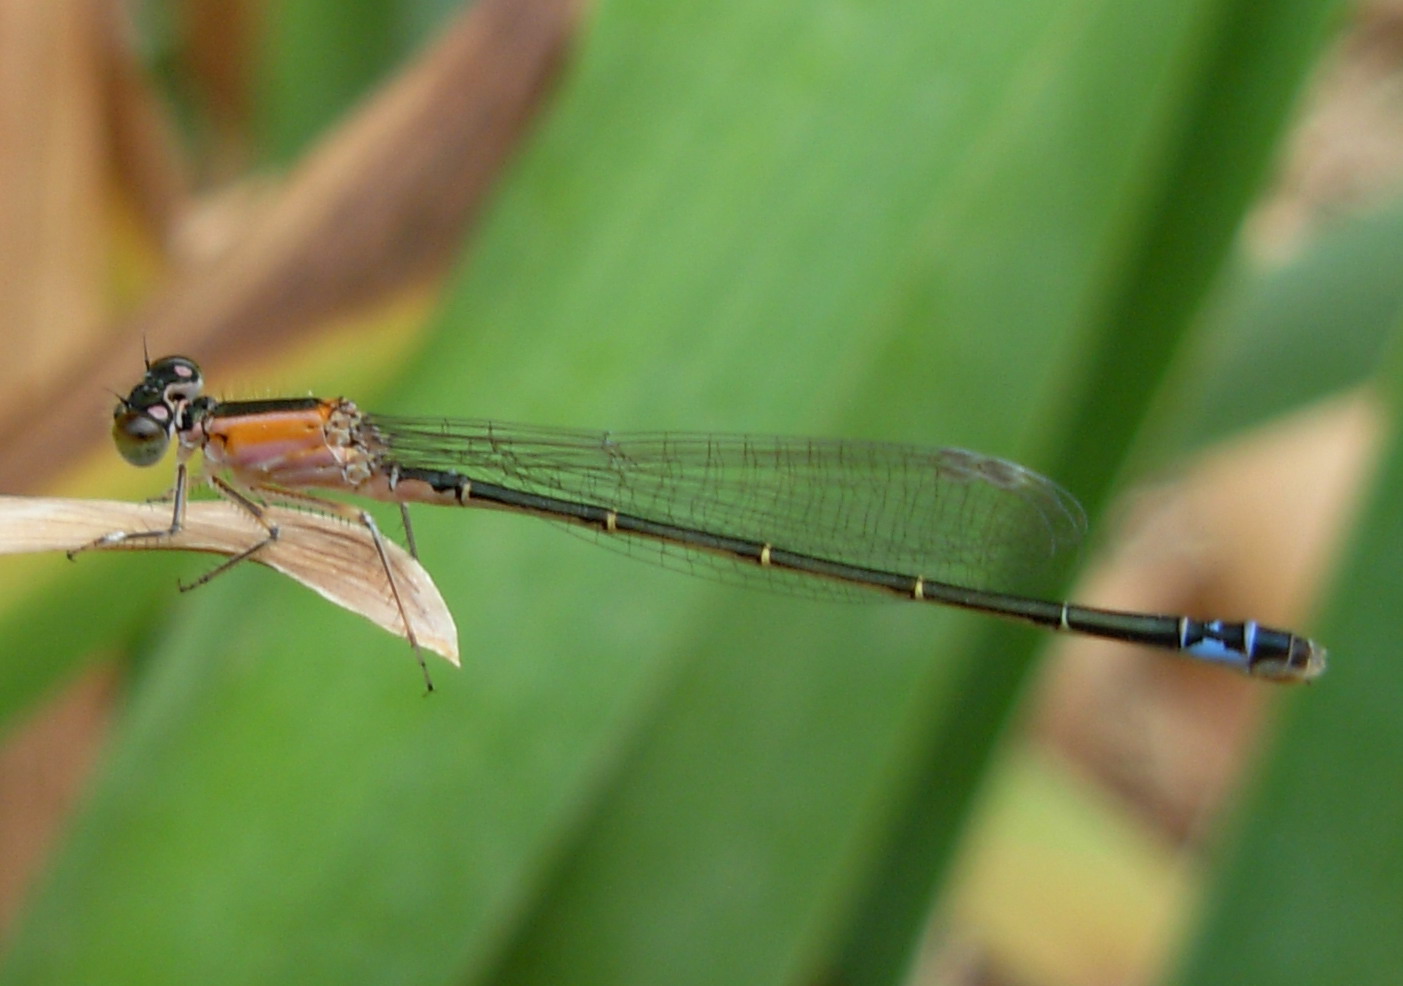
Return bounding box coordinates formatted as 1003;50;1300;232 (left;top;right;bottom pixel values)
79;355;1327;689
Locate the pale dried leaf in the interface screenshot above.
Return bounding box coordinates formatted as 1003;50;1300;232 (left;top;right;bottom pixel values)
0;495;459;665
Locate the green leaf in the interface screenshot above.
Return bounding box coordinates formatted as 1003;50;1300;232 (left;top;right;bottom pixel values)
0;0;1352;984
1168;322;1403;985
1185;201;1403;447
257;0;451;163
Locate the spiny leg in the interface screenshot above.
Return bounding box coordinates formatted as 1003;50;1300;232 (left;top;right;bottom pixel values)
241;486;433;693
400;502;419;560
177;475;281;591
67;461;192;559
358;507;433;693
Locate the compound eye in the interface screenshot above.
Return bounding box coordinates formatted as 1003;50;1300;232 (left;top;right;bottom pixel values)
112;409;171;467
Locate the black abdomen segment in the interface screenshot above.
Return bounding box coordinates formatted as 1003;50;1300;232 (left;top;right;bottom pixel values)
385;466;1324;682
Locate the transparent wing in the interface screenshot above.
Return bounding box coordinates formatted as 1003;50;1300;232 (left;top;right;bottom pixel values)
363;416;1087;596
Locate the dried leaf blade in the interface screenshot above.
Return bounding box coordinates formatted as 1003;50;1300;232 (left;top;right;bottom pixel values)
0;495;459;665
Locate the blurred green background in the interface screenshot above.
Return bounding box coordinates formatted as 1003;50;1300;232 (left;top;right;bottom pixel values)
2;0;1402;984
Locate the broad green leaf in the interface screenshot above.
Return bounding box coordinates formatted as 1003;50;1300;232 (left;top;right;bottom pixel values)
1186;199;1403;447
257;0;450;163
1168;323;1403;985
0;0;1353;984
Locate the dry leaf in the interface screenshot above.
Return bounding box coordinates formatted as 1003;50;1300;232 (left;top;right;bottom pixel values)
0;495;459;665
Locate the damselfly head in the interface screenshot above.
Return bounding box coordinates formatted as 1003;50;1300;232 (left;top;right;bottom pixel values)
111;355;204;467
